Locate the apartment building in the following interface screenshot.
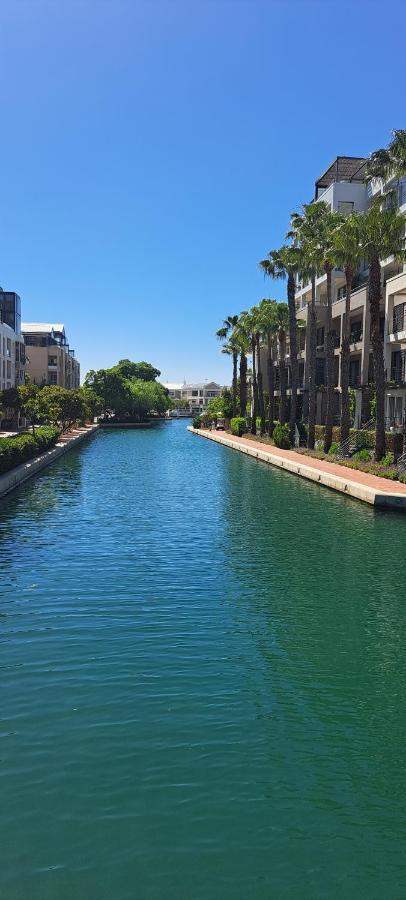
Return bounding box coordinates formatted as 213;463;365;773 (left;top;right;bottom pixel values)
0;290;26;391
164;381;225;415
260;156;406;429
22;323;80;389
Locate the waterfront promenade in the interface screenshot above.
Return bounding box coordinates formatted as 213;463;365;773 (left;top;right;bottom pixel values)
0;423;99;501
189;427;406;509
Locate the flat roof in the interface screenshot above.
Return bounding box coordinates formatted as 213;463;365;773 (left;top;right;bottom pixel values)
22;322;65;334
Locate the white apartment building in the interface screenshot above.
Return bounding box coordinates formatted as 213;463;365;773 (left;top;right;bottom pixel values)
0;290;26;391
164;381;225;415
260;156;406;430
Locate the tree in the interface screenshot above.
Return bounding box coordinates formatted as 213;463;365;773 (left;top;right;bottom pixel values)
221;337;240;416
84;368;132;418
230;323;250;418
259;245;303;442
256;298;278;436
37;387;87;431
308;205;343;452
78;387;103;421
332;213;363;446
127;379;171;420
216;315;239;416
289;205;325;449
365;129;406;185
239;309;259;435
206;396;226;422
115;360;161;381
359;201;406;460
17;382;40;433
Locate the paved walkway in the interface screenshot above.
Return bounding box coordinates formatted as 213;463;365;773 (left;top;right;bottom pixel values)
188;428;406;509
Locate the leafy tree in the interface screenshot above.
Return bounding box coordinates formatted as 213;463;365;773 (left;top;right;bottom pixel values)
84;368;132;418
127;379;171;420
115;360;161;381
220;387;234;419
206;396;226;421
17;383;40;433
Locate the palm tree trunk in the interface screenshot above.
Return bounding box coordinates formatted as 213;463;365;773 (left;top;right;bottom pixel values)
287;271;298;445
324;264;334;452
256;334;266;434
267;333;275;436
369;253;385;460
239;352;247;417
307;275;317;449
279;331;287;425
340;266;352;446
251;336;258;435
232;352;238;416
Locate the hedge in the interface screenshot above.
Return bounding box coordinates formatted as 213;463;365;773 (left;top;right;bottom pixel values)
313;425;403;456
230;417;247;436
0;426;60;475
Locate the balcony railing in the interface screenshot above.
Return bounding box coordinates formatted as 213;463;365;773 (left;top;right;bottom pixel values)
392;305;406;334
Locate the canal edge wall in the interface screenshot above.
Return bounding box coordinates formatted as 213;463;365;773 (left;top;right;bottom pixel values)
0;424;100;501
187;427;406;511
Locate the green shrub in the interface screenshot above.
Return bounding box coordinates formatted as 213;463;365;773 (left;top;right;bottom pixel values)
192;416;201;429
273;422;290;449
0;426;60;476
399;472;406;484
230;417;247;437
382;451;394;466
328;442;340;455
352;448;372;462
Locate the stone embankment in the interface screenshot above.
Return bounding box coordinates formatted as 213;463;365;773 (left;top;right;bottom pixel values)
188;427;406;510
0;424;99;501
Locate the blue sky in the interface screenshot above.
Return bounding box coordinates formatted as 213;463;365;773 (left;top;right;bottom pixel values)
0;0;404;384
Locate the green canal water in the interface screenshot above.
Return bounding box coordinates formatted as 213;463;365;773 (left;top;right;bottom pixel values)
1;421;406;900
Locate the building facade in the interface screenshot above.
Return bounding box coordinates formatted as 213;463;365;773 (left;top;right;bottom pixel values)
22;323;80;389
0;291;26;391
164;381;225;415
259;156;406;430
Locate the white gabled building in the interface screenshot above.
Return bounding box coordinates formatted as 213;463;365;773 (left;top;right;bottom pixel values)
164;381;226;415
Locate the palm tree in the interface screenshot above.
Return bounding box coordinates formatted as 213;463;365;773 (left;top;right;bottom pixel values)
366;129;406;184
256;298;278;436
259;245;303;443
331;213;363;446
240;309;259;435
216;315;239;416
359;201;406;460
230;323;250;418
313;205;343;452
273;303;290;424
289;205;325;449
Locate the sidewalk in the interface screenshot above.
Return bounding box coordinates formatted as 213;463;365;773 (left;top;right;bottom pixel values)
188;427;406;510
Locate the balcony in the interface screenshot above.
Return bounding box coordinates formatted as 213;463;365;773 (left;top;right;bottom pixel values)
350;329;363;345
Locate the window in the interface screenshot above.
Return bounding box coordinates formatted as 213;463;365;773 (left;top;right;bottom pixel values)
337;201;354;215
48;355;57;366
192;390;198;396
316;327;325;348
349;359;360;386
48;372;58;385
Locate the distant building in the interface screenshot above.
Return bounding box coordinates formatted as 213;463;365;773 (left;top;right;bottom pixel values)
22;323;80;389
164;381;226;415
0;290;26;390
